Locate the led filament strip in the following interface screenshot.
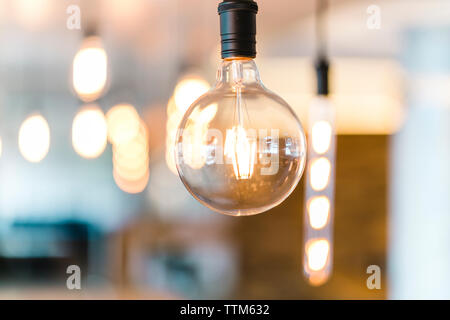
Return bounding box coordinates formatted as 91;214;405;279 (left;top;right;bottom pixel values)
303;0;336;286
303;95;336;286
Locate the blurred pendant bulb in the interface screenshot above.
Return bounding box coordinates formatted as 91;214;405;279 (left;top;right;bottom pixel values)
303;57;336;286
72;104;108;159
175;0;307;216
19;114;50;163
72;35;108;102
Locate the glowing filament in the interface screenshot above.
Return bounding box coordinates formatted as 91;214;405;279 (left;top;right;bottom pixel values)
308;196;330;229
311;120;332;154
225;126;257;180
310;157;331;191
306;239;330;272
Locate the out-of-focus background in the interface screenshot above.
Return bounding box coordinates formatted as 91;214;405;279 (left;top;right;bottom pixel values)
0;0;448;299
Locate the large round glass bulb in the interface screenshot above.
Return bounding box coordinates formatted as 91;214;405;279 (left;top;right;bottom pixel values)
175;59;307;216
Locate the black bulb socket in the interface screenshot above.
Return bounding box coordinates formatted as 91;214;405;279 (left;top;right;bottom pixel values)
315;57;329;96
218;0;258;59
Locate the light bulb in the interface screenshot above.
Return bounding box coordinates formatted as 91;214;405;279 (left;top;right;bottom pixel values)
19;114;50;163
72;36;108;102
106;103;141;145
175;59;306;216
72;105;108;159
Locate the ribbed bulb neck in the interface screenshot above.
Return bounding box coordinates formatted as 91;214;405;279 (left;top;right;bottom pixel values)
216;59;261;87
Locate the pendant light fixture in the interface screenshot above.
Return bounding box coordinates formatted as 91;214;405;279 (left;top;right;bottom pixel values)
71;10;109;160
303;0;336;286
175;0;307;216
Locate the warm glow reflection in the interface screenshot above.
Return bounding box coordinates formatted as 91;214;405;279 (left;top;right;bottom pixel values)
166;76;210;175
308;196;330;229
72;105;107;159
73;37;108;102
174;77;210;113
310;157;331;191
106;104;141;145
306;239;330;272
309;271;329;286
19;115;50;163
311;121;332;154
225;125;257;180
181;104;218;170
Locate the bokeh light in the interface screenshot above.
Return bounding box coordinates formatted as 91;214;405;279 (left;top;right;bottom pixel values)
113;168;149;195
310;157;331;191
306;239;330;272
307;196;330;230
106;103;141;145
107;104;150;194
311;120;332;154
73;36;108;102
19;114;50;163
173;77;210;113
72;105;108;159
166;76;210;175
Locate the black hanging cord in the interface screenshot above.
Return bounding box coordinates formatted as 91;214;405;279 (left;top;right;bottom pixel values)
315;0;329;96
